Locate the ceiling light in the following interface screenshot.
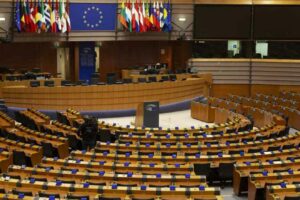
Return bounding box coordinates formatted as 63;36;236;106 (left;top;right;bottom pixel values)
178;17;186;22
0;17;5;22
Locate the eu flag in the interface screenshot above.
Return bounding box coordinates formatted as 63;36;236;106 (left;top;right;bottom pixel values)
69;3;117;31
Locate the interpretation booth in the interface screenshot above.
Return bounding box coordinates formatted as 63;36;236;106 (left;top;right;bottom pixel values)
1;0;300;200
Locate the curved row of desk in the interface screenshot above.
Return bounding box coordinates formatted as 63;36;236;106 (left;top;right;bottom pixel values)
2;74;211;111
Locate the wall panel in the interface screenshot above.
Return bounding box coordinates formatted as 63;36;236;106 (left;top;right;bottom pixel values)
0;42;57;75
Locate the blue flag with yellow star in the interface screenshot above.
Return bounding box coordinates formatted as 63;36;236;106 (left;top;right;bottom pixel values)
69;3;117;31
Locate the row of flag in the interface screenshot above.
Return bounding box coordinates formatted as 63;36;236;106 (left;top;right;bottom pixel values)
119;1;172;32
15;0;71;33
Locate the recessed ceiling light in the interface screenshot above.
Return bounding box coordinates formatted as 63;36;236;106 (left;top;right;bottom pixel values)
178;17;186;22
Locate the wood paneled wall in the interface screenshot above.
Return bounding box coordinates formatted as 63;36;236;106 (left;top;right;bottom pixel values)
0;42;57;75
99;41;192;81
211;84;300;98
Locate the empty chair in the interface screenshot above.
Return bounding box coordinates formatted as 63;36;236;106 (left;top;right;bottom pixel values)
149;184;170;188
211;130;223;136
266;158;282;163
248;148;263;153
183;141;198;146
138;78;147;83
41;142;58;157
30;80;40;87
255;135;269;141
12;189;33;196
7;133;18;141
241;137;254;143
67;134;82;150
207;151;222;156
161;152;177;156
13;150;29;166
185;152;200;156
193;132;206;137
218;162;235;187
226;128;236;134
98;129;114;143
138;151;154;156
169;74;177;81
85;181;106;186
160;76;169;81
106;73;116;84
76;80;88;86
27;138;37;145
282;144;295;150
116;150;132;155
139;141;154;145
268;132;278;139
38;192;60;198
148;76;157;82
179;185;201;188
118;140;132;145
278;127;290;137
56;179;76;184
67;194;89;200
194;163;211;182
90;77;100;85
267;146;281;151
154;132;168;137
228;150;244;155
273;168;291;173
204;141;219;145
61;80;71;86
94;149;110;153
132;132;145;136
161;142;176;146
29;177;47;182
117;183;138;187
44;80;54;87
226;139;239;144
173;133;186;137
122;78;132;84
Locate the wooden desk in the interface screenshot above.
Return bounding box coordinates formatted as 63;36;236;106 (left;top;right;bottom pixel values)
0;178;222;200
8;165;205;186
118;125;285;144
41;158;195;175
20;110;48;126
233;159;300;196
266;184;300;200
2;77;211;111
97;132;300;156
249;171;300;200
5;126;69;159
0;78;62;98
70;148;300;168
0;151;12;173
129;73;194;82
0;137;42;166
191;101;215;123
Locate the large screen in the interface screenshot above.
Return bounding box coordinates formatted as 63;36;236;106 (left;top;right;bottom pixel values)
193;5;252;39
254;6;300;40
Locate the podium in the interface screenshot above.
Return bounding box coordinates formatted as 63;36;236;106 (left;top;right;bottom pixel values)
135;101;159;128
191;101;215;123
